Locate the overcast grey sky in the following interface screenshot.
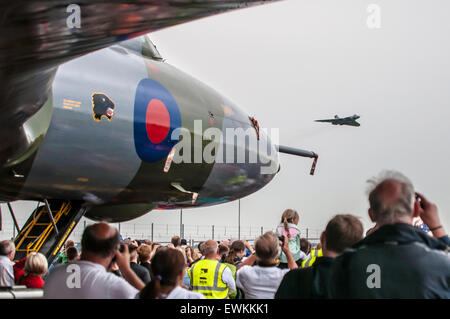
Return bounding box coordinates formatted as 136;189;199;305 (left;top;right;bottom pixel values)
1;0;449;241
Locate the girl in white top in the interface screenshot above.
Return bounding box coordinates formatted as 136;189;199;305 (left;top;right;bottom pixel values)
139;247;205;299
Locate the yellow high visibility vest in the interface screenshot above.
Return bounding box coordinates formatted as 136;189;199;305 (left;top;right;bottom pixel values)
188;259;229;299
301;249;323;268
312;249;323;257
223;263;237;299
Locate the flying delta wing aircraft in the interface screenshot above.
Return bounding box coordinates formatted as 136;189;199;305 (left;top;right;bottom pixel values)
315;114;361;127
0;0;318;263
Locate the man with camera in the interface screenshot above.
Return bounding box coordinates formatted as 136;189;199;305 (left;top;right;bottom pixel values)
44;222;145;298
129;244;150;284
329;171;450;298
235;232;297;299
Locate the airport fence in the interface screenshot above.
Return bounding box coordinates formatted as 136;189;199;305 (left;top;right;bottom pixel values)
69;221;321;245
0;219;322;247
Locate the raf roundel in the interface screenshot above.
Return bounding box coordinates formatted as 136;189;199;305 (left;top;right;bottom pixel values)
134;79;181;163
145;99;170;144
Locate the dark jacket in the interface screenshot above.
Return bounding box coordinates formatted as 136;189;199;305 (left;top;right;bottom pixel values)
130;262;151;284
329;223;450;299
140;261;151;274
275;256;334;299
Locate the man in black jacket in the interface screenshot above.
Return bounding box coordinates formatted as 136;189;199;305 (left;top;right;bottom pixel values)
129;244;151;284
329;170;450;298
275;214;364;299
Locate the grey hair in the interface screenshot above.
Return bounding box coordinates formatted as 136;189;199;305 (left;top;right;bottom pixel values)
0;240;15;256
204;241;218;255
367;170;415;224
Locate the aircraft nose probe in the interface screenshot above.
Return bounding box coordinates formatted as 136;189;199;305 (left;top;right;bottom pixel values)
275;145;319;175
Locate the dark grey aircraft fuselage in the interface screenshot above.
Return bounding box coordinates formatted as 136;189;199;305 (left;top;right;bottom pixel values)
0;37;278;222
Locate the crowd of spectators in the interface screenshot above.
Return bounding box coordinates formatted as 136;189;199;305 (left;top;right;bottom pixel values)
0;170;449;298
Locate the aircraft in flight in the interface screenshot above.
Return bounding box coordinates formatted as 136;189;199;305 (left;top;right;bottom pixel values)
0;0;318;263
315;114;361;127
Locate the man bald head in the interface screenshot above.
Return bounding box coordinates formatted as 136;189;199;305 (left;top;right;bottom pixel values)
368;171;417;225
81;222;120;258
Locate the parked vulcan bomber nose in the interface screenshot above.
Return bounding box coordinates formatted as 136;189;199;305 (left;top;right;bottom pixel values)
196;103;280;207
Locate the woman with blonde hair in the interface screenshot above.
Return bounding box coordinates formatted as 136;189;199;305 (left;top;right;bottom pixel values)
276;209;306;268
17;252;48;288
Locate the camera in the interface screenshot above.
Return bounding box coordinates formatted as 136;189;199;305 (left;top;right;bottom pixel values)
110;243;125;264
415;194;425;209
278;235;285;245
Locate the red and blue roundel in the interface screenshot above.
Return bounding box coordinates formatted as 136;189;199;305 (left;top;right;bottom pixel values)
134;79;181;163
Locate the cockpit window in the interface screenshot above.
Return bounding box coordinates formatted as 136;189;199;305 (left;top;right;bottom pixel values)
142;35;163;61
117;36;163;61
